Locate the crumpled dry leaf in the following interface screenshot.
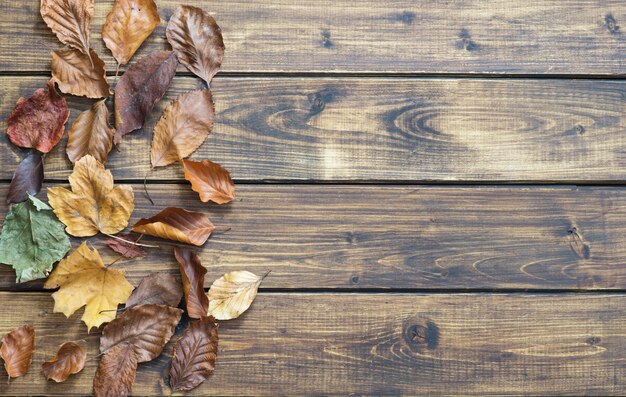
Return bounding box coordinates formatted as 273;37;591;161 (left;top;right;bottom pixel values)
208;271;264;320
102;0;160;65
93;342;137;397
114;51;178;143
41;0;93;55
182;159;235;204
67;100;114;164
44;242;134;331
150;89;214;167
6;80;69;153
100;304;183;362
169;316;218;391
102;233;147;258
0;324;35;379
132;207;214;246
174;247;208;318
42;341;86;382
166;5;224;85
7;151;44;204
51;48;111;99
125;272;182;308
47;155;134;237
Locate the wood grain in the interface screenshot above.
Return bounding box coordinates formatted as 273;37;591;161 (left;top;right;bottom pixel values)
2;0;626;74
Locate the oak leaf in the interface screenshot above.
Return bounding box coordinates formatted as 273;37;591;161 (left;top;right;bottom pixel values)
42;341;86;382
102;233;147;258
41;0;93;55
6;80;69;153
132;207;214;246
169;316;218;391
7;151;44;204
174;247;208;318
208;271;264;320
43;242;134;331
125;273;182;308
0;324;35;379
182;159;235;204
93;342;137;397
47;155;134;237
51;48;111;99
66;100;114;164
150;89;214;167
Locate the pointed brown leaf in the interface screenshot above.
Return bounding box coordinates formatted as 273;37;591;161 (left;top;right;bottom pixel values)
0;324;35;379
114;51;178;143
150;89;214;167
6;80;69;153
66;100;114;164
42;341;86;382
182;159;235;204
7;151;44;204
174;247;208;318
166;5;224;85
100;304;183;362
51;48;111;99
169;316;218;391
125;273;182;308
102;233;147;258
93;342;137;397
132;207;214;246
41;0;93;55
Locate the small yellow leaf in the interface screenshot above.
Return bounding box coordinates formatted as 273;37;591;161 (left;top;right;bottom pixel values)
207;271;264;320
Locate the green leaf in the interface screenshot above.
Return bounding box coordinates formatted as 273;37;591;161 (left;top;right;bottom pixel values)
0;195;71;282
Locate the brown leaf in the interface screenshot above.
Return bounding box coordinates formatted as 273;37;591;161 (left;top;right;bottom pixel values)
208;271;264;320
182;159;235;204
125;273;182;308
0;324;35;379
169;316;218;391
6;80;69;153
102;233;147;258
93;342;137;397
7;151;44;204
41;0;93;55
132;207;214;246
114;51;178;143
150;89;214;167
174;247;208;318
166;5;224;85
42;341;86;382
100;304;183;362
102;0;160;65
67;100;114;164
51;48;111;99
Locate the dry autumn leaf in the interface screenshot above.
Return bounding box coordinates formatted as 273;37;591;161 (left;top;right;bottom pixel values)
102;233;147;258
93;342;137;397
208;271;264;320
102;0;160;66
166;5;224;85
150;89;214;167
174;247;208;318
169;316;218;391
41;0;93;55
132;207;214;246
67;100;114;164
6;80;69;153
51;48;111;99
47;155;134;237
42;341;86;382
125;272;182;308
0;324;35;379
44;242;134;331
182;159;235;204
7;151;44;204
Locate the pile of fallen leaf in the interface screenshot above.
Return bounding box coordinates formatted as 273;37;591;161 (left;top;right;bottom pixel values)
0;0;265;395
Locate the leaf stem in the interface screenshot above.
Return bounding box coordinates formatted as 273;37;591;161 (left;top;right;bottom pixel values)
103;233;159;248
144;167;155;205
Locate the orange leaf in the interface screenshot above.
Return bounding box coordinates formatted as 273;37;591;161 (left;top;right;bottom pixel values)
42;342;86;382
132;207;214;246
182;159;235;204
174;247;208;318
93;342;137;397
0;324;35;379
66;100;114;164
51;48;111;99
41;0;93;55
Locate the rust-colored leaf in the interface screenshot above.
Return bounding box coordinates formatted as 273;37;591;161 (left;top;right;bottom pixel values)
0;324;35;379
42;341;86;382
169;316;218;391
102;233;147;258
93;342;137;397
102;0;160;65
132;207;214;246
125;273;182;308
114;51;178;143
41;0;93;55
67;100;114;164
166;5;224;85
6;80;69;153
174;247;208;318
51;48;111;99
7;151;44;204
182;159;235;204
100;304;183;362
208;271;264;320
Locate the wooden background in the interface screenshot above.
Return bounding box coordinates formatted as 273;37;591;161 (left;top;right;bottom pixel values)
1;0;626;395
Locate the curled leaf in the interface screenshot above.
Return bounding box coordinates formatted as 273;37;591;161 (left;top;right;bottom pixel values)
67;100;114;164
1;324;35;379
40;0;93;55
182;159;235;204
102;233;147;258
93;342;137;397
42;342;86;382
174;247;208;318
208;271;264;320
51;48;111;99
132;207;214;246
7;151;44;204
125;273;182;308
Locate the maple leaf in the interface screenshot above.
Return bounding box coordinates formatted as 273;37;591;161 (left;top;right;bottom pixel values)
174;247;208;318
43;242;134;331
66;100;114;164
125;272;182;308
42;341;86;382
7;151;43;204
102;233;147;259
51;48;111;99
182;159;235;204
0;324;35;379
41;0;93;56
0;195;70;283
132;207;214;246
47;155;134;237
208;271;264;320
93;342;137;397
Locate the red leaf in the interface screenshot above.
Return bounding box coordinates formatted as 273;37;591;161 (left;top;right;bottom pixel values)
174;247;208;318
7;151;44;204
102;233;147;258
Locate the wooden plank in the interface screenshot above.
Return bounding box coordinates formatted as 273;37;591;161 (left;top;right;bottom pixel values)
3;77;626;182
2;0;626;74
1;184;626;291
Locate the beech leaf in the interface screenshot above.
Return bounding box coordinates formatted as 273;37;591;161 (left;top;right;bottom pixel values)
93;342;137;397
51;48;111;99
208;271;264;320
47;155;134;237
42;341;86;382
125;273;182;308
66;99;114;164
6;80;69;153
43;242;134;331
150;89;214;167
40;0;93;55
132;207;214;246
174;247;208;318
7;151;44;204
169;316;218;391
0;195;70;283
102;233;147;258
166;5;224;85
182;159;235;204
0;324;35;379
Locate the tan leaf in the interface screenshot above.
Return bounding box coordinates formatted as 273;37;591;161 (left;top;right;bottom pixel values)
208;271;264;320
47;155;134;237
182;159;235;204
132;207;214;246
51;48;111;99
174;247;208;318
0;324;35;379
67;100;114;163
125;272;182;308
102;0;160;65
41;0;93;55
93;342;137;397
150;90;214;167
43;242;134;331
42;341;86;382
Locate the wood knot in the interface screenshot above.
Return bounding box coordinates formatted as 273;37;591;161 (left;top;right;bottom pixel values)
404;319;439;350
320;30;333;48
567;226;590;259
350;275;360;284
457;28;479;51
586;336;601;346
392;11;416;25
605;14;620;34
